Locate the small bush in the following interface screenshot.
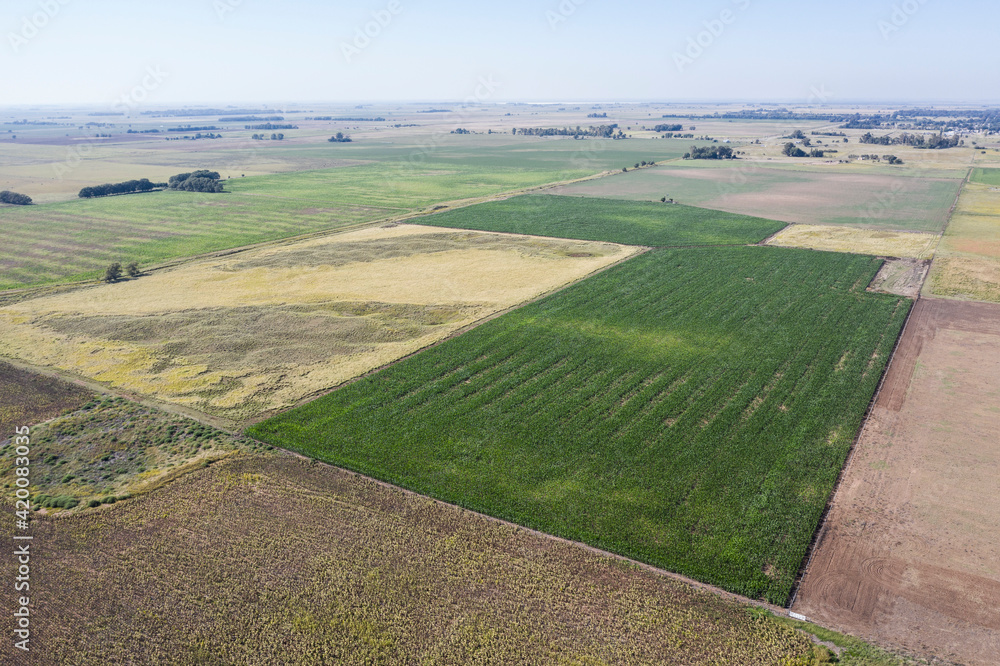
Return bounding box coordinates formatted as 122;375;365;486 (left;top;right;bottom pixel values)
125;261;141;277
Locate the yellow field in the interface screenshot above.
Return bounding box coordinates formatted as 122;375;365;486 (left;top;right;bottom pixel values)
766;224;939;259
0;224;636;423
927;182;1000;302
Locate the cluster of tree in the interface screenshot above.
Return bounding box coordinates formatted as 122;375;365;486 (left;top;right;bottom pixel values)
451;128;472;134
850;154;900;164
859;132;961;149
79;178;161;198
220;115;284;122
167;125;220;132
0;190;32;205
658;133;695;139
812;131;846;137
653;124;684;132
126;129;161;134
328;132;353;143
251;133;285;140
782;143;825;158
512;125;626;139
391;123;419;128
12;119;60;126
94;133;112;138
587;113;608;118
103;261;142;282
168;170;224;193
684;145;736;160
418;109;452;113
244;123;297;130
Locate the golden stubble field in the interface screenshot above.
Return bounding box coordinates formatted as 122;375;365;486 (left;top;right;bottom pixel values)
766;224;939;259
0;224;637;424
927;181;1000;302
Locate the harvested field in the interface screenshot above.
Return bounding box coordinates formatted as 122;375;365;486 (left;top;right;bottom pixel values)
0;225;635;423
866;259;931;299
549;164;964;232
766;225;939;260
0;361;91;437
926;181;1000;302
793;298;1000;666
250;246;912;605
0;452;906;665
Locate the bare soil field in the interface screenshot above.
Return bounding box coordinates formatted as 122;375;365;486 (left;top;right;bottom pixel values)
0;452;903;665
0;225;635;423
0;361;91;437
793;298;1000;665
549;164;964;232
767;225;939;260
867;259;931;299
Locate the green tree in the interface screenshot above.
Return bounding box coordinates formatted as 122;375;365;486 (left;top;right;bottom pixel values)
103;262;123;282
125;261;141;277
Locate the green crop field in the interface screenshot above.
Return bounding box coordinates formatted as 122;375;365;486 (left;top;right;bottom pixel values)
0;191;394;290
224;161;594;208
418;194;786;246
249;246;911;604
971;167;1000;185
1;158;641;290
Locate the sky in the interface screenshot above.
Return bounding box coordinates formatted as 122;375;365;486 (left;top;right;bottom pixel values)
2;0;998;106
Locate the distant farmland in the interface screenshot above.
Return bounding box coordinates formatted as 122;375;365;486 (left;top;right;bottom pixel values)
548;163;965;233
418;194;786;246
249;246;911;604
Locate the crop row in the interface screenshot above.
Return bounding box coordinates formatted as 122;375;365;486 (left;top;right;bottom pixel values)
249;246;911;604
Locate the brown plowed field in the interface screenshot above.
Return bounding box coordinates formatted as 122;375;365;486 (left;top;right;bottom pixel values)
793;298;1000;665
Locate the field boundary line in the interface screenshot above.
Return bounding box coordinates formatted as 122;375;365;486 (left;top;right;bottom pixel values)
240;244;651;428
252;447;798;617
787;292;919;609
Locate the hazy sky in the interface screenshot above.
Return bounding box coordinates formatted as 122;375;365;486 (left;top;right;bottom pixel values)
3;0;998;106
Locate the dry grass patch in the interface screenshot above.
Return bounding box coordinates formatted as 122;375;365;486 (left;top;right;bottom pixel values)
927;182;1000;302
0;225;635;423
766;224;939;259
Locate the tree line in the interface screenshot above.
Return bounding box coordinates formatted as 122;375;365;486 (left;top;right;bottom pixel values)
512;125;626;139
79;178;163;198
859;132;961;149
244;123;297;130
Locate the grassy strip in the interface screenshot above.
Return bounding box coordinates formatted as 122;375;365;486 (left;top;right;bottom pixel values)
249;246;910;604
